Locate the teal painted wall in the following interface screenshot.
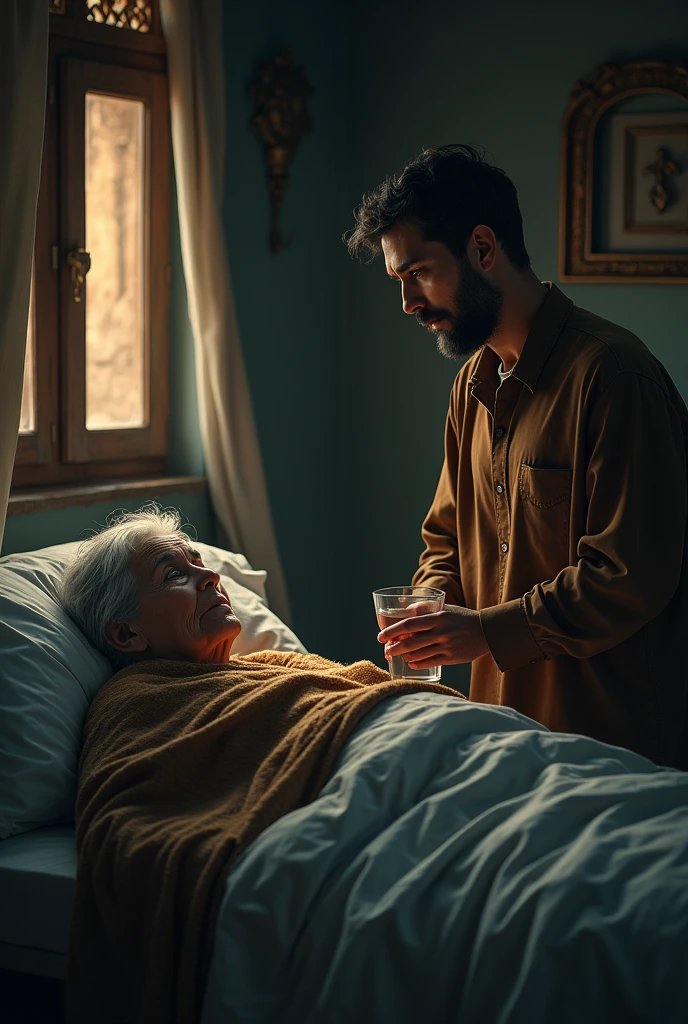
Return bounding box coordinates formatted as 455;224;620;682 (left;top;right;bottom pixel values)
220;1;352;659
338;0;688;687
1;491;215;557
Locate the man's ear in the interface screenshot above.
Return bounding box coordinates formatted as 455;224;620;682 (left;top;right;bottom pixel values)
471;224;497;272
104;620;149;654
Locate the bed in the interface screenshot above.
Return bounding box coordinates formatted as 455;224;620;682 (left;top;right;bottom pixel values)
0;824;75;979
1;540;687;1023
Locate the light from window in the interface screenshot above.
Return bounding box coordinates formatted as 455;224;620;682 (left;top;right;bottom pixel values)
19;276;37;435
85;92;146;431
85;1;153;32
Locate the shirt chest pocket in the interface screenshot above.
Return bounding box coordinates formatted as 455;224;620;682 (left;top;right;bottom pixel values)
514;464;572;581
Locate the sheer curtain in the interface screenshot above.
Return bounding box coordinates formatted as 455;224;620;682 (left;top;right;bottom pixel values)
160;0;292;624
0;2;48;546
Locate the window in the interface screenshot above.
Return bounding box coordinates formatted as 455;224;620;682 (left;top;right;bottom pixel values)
13;0;170;491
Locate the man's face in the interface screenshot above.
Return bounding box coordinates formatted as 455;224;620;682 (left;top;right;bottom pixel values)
110;536;241;663
381;220;503;359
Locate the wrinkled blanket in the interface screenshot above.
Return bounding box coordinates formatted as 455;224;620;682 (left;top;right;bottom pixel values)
66;651;460;1024
202;693;688;1024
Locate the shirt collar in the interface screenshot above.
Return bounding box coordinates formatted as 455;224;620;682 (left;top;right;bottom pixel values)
470;282;574;395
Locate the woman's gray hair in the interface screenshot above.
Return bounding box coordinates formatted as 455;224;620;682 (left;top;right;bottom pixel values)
58;505;192;669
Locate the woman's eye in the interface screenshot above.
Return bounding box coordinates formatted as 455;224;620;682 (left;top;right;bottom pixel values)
165;568;184;580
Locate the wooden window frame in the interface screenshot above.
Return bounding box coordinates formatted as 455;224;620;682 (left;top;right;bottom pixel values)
12;1;170;492
61;58;169;464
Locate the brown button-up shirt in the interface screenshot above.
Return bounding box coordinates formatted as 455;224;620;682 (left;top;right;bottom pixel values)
412;283;688;767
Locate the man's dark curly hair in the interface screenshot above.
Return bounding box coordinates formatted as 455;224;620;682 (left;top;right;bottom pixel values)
345;144;530;270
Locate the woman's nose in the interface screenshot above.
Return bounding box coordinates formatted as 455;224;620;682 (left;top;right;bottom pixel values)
197;565;221;588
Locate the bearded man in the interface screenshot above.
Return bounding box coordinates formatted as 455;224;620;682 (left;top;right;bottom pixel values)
346;144;688;768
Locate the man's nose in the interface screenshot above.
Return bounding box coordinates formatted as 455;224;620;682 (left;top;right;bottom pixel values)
401;280;424;316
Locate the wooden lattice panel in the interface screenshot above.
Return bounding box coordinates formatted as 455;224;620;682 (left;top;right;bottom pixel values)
85;0;153;32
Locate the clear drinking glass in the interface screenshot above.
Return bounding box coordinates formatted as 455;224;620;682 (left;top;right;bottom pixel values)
373;586;445;682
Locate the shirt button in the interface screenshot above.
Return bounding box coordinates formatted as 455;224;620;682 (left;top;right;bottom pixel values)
501;542;509;553
496;484;504;494
495;427;505;438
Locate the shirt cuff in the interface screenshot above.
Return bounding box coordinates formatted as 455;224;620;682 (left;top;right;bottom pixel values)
479;598;546;671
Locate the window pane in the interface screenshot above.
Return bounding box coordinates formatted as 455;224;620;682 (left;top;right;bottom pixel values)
19;276;37;435
85;92;146;431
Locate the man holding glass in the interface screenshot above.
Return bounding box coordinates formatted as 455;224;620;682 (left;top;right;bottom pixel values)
346;144;688;768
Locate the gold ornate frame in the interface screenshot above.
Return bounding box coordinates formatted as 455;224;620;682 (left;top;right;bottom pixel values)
559;59;688;283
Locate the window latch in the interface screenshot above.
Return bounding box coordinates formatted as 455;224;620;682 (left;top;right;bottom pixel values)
66;248;91;303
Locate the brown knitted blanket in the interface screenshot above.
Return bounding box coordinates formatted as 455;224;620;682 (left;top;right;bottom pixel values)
66;650;461;1024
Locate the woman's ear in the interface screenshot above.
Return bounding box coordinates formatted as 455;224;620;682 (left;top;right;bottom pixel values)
104;620;149;654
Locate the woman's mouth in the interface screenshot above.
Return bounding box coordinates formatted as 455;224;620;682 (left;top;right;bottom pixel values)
204;595;231;615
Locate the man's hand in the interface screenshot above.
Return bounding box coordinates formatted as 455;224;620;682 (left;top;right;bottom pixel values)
377;604;489;668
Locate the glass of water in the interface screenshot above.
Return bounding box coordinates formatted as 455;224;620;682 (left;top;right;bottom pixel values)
373;586;445;682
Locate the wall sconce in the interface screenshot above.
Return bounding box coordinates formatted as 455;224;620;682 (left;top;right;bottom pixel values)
249;47;313;252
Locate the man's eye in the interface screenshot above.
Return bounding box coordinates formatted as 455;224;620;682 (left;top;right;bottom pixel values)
410;267;424;277
165;568;184;580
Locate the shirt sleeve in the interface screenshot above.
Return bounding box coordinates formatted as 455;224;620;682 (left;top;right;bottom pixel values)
412;389;466;607
481;371;687;669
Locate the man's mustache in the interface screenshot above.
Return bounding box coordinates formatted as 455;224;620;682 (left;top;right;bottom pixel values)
416;309;453;328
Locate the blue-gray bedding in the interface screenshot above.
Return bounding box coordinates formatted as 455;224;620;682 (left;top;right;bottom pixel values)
201;694;688;1024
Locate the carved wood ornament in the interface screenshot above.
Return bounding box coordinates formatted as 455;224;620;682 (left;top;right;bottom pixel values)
559;59;688;282
249;48;313;253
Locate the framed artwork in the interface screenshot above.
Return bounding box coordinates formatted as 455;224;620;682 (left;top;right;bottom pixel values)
559;60;688;282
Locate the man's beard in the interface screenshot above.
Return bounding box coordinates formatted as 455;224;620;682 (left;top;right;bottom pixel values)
416;257;503;360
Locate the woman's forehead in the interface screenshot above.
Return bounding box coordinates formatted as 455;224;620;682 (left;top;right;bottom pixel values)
135;535;200;575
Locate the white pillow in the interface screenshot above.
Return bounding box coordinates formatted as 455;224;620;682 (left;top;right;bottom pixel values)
0;539;305;839
192;541;306;658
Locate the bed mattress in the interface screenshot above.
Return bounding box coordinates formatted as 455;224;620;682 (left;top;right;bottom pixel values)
0;824;76;978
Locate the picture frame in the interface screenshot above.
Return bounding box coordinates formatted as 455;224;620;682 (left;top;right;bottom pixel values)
559;59;688;283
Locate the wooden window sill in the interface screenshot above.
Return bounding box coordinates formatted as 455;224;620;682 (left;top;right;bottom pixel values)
7;476;207;517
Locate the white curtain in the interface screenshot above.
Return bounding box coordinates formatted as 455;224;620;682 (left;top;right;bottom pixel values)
0;2;48;546
160;0;292;625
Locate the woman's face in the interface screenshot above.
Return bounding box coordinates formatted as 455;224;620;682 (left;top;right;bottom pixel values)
105;536;241;663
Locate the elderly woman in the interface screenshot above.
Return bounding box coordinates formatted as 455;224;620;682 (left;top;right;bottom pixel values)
59;507;242;666
61;507;458;1024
